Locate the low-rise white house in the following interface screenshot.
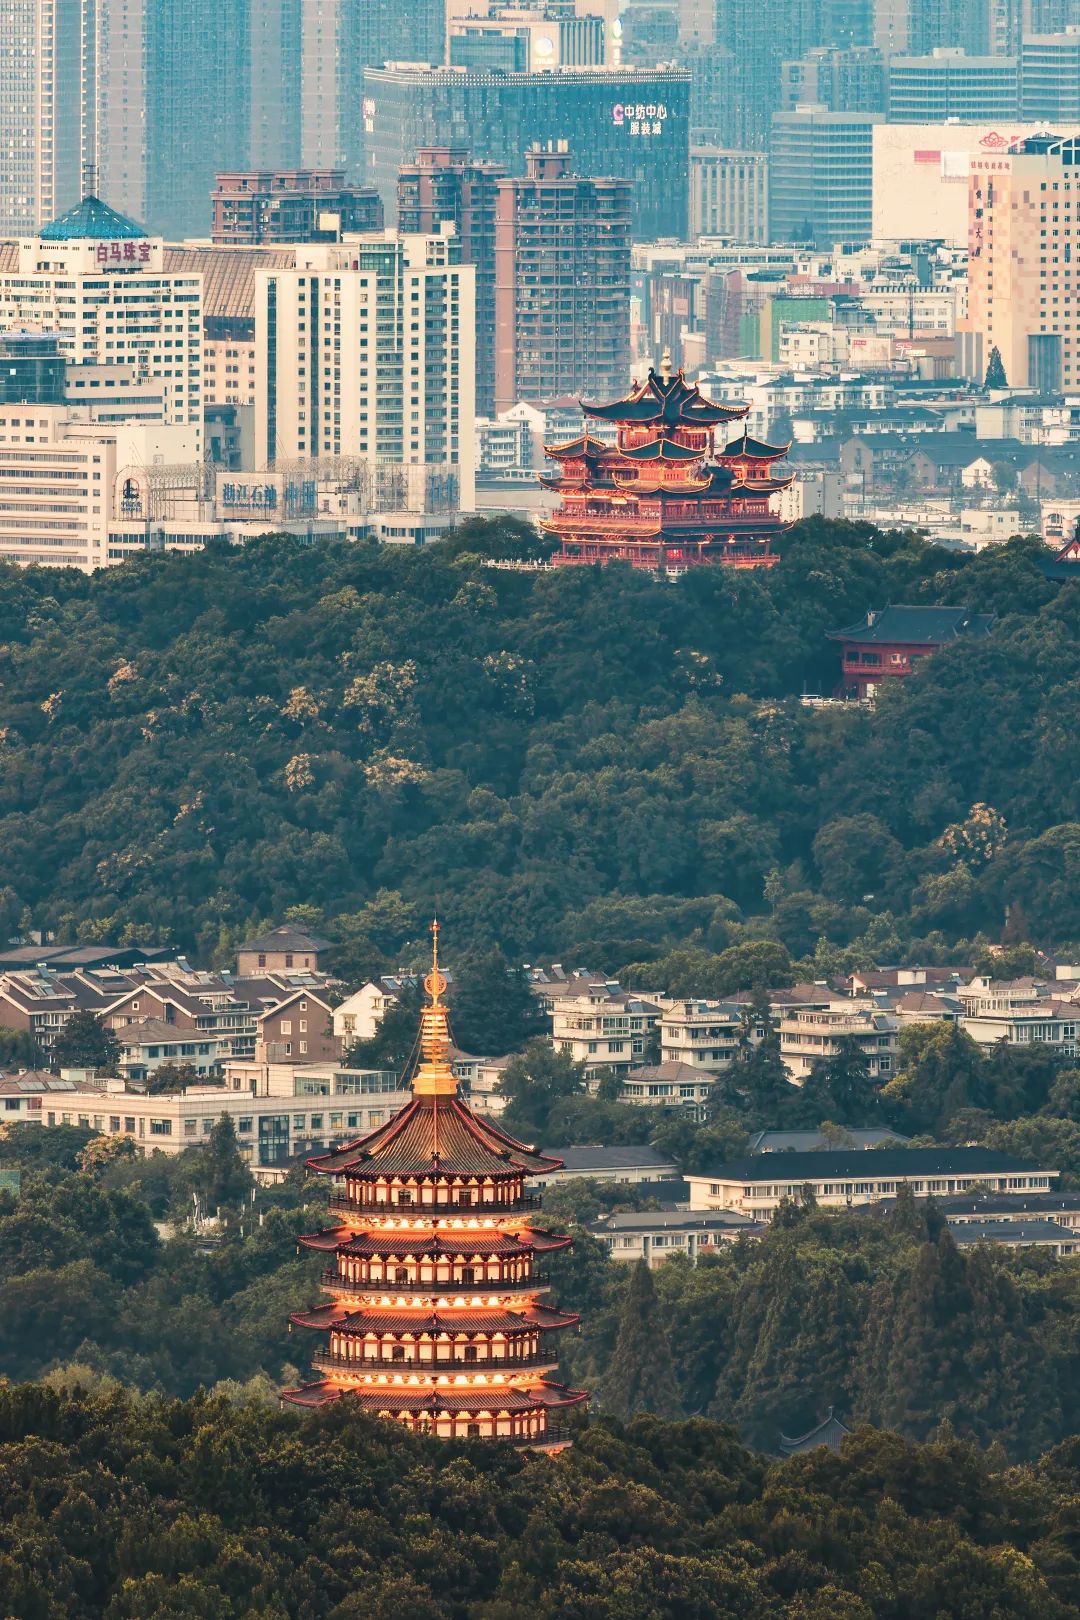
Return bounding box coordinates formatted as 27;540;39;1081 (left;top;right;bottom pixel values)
618;1061;717;1112
588;1208;762;1267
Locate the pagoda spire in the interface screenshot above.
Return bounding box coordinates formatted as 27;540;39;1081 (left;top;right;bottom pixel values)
413;918;458;1097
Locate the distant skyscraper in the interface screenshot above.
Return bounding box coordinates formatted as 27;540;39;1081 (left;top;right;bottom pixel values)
211;171;384;244
782;46;887;113
0;0;83;236
1021;31;1080;120
299;0;445;176
398;148;505;417
769;108;879;246
365;64;691;240
250;0;302;170
493;144;631;411
886;49;1019;121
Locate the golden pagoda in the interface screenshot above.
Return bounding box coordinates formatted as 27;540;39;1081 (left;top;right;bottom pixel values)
282;922;587;1448
542;351;794;570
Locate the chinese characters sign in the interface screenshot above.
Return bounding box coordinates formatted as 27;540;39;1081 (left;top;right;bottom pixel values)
612;101;668;137
95;240;152;267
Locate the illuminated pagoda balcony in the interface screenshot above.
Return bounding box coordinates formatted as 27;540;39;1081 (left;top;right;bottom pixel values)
282;921;588;1447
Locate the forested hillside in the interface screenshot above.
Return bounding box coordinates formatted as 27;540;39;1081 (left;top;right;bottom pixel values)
3;1381;1080;1619
0;518;1076;970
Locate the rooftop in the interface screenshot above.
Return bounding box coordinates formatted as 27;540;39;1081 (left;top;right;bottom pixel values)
542;1144;680;1173
589;1208;758;1233
39;194;148;242
951;1220;1078;1245
693;1147;1057;1182
828;604;996;646
238;925;333;955
746;1128;911;1154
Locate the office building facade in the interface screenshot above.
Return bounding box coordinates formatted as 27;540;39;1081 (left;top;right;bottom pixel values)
254;230;476;510
493;145;630;411
0;0;84;236
769;109;879;246
886;50;1019;122
397;148;505;417
1021;31;1080;121
690;148;768;240
363;64;691;241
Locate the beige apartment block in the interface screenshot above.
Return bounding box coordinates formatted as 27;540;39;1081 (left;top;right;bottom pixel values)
961;134;1080;389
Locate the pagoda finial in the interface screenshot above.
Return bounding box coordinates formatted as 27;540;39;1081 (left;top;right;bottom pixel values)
660;347;673;382
413;917;457;1096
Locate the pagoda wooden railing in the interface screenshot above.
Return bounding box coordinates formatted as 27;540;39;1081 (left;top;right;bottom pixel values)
310;1346;561;1375
327;1192;542;1218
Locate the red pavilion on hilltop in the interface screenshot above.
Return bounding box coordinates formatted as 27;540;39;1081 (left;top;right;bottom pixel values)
282;923;587;1449
542;352;794;570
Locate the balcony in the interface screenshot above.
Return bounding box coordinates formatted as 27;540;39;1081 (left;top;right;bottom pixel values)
327;1193;542;1218
310;1346;560;1375
320;1271;551;1294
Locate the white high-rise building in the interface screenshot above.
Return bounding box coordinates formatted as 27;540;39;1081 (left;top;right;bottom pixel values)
254;227;475;511
0;196;203;447
0;0;85;236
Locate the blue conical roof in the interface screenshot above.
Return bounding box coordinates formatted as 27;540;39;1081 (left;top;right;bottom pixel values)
39;195;147;242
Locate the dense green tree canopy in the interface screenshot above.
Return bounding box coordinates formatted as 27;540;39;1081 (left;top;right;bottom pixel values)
0;522;1075;973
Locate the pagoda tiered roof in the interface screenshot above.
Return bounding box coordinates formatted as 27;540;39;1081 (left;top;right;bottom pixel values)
306;1093;560;1179
298;1228;570;1258
290;1302;580;1335
619;437;704;462
544;433;614;460
283;1381;588;1414
583;366;746;426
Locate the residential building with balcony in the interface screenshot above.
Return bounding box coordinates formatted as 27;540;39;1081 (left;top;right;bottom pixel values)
551;989;661;1081
618;1061;717;1112
211;171;384;245
778;1004;898;1082
659;999;744;1074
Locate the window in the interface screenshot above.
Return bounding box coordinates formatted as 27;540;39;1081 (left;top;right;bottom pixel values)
125;1117;135;1132
109;1117;121;1132
184;1119;197;1136
258;953;266;968
238;1118;253;1133
280;1020;292;1035
4;1099;20;1112
149;1119;172;1135
310;1114;323;1130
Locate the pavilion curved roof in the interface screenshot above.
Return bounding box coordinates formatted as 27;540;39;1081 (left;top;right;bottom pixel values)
582;367;746;426
306;1094;561;1179
619;438;703;462
721;431;791;460
544;434;613;459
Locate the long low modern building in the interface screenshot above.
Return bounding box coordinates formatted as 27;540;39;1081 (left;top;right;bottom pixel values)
686;1147;1058;1216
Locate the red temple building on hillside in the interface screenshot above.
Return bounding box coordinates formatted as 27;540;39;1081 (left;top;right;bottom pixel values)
542;352;794;570
828;604;995;699
282;923;587;1448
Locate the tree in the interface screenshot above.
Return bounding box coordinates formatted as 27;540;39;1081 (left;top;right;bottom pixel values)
800;1037;877;1126
985;345;1008;388
595;1261;682;1421
497;1040;586;1136
147;1061;203;1094
737;991;792;1119
447;948;546;1056
183;1115;253;1213
0;1026;38;1068
51;1011;121;1074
